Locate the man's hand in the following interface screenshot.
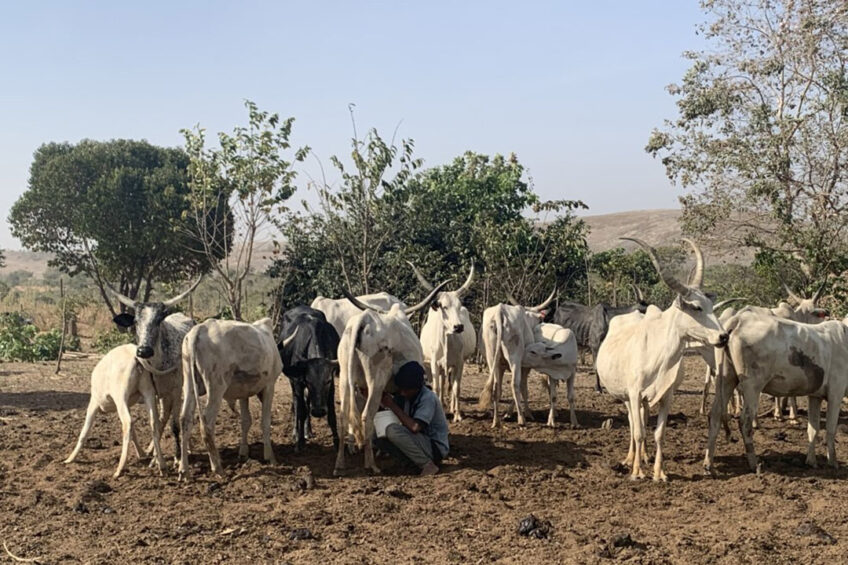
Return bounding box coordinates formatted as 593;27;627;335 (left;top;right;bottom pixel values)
380;392;395;409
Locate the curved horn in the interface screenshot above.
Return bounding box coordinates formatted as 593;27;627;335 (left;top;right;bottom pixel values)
163;276;203;307
280;327;298;348
340;288;387;315
713;297;746;311
528;288;557;312
506;293;520;306
630;283;645;302
682;238;704;289
621;237;690;296
782;283;803;305
812;281;826;304
405;279;453;315
105;283;137;310
456;262;475;297
405;261;434;292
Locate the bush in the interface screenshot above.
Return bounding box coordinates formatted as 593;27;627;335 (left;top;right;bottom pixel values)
0;313;78;362
92;328;133;354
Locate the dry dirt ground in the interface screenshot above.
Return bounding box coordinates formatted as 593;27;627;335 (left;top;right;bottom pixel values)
3;355;848;564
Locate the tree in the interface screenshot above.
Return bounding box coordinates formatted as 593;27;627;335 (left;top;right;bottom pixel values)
182;100;307;320
647;0;848;290
9;140;220;315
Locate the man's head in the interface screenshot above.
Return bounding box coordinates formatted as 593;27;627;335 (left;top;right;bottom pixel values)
394;361;425;399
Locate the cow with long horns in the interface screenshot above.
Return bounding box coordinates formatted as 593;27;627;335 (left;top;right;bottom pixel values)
334;282;449;475
407;262;477;422
477;289;557;428
596;238;727;481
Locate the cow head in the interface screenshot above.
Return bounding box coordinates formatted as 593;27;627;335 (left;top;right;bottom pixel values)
407;262;474;335
630;284;650;314
622;237;727;347
783;283;829;323
108;277;203;359
341;280;452;321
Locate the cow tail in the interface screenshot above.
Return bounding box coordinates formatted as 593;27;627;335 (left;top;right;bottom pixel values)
347;317;366;446
477;310;503;410
184;328;207;444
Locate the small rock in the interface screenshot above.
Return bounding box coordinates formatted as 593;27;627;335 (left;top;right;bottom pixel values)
72;501;89;514
85;437;104;450
517;515;553;539
601;418;613;430
289;528;316;541
774;431;787;442
102;507;115;514
385;486;412;500
610;462;629;475
88;480;113;494
795;520;836;544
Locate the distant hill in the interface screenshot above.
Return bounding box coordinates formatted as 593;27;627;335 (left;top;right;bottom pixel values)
1;250;53;277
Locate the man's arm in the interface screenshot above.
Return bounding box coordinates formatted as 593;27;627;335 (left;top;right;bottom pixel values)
381;392;422;433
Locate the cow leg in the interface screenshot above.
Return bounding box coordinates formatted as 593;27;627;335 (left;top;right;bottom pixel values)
544;376;557;427
178;376;197;482
567;370;579;428
825;395;840;469
238;397;251;461
520;367;533;422
326;378;339;449
806;396;822;468
788;397;799;425
592;346;603;393
640;399;650;464
704;369;738;474
259;385;277;465
653;393;672;482
491;364;505;429
334;373;350;475
361;390;382;474
141;381;166;475
700;366;713;416
169;394;182;465
293;385;307;453
65;399;99;464
622;399;635;467
629;391;645;479
201;393;224;477
773;396;783;421
114;400;134;479
451;361;463;423
738;380;761;472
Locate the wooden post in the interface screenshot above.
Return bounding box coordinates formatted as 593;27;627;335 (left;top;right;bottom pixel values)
55;278;66;374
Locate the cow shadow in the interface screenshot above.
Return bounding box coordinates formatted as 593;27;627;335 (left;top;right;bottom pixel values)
0;391;90;412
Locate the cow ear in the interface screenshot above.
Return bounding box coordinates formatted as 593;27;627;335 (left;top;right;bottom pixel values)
113;313;135;328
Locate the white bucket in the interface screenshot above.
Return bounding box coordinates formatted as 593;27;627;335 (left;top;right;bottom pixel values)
374;410;401;438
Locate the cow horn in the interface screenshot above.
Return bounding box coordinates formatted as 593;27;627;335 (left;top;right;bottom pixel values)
782;283;803;305
456;262;475;297
506;293;520;306
163;276;204;307
622;237;690;296
405;279;453;315
528;288;556;313
341;288;388;315
812;281;826;304
280;327;298;348
682;238;704;289
713;297;745;311
105;283;137;310
405;261;434;292
630;283;645;302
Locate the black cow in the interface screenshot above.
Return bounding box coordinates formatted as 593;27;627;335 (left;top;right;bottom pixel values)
278;305;340;452
553;288;649;392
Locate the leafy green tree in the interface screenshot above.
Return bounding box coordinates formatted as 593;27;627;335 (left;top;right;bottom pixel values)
9;139;220;315
182;100;307;320
647;0;848;287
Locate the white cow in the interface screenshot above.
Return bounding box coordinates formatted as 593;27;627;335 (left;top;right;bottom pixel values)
408;262;477;422
477;290;556;428
177;318;295;481
311;292;406;337
704;309;848;474
597;238;727;482
333;283;448;475
695;300;745;416
523;322;579;427
64;344;167;478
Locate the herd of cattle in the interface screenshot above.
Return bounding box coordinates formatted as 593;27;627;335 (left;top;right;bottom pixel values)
63;237;848;483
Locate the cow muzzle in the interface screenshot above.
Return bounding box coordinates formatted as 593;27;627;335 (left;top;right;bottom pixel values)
712;332;729;348
311;407;327;418
136;346;154;359
452;324;464;334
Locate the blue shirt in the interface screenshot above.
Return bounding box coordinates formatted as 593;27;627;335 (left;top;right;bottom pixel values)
395;386;449;458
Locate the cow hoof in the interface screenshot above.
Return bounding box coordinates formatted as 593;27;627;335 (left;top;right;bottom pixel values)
806;457;818;468
788;419;801;426
653;471;668;483
629;472;645;481
368;467;382;475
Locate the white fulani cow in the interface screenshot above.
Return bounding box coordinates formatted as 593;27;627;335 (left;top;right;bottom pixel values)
704;308;848;474
333;283;448;475
178;318;295;481
477;290;556;428
694;300;745;416
311;293;406;338
408;262;477;422
523;322;579;427
65;279;200;476
596;238;727;482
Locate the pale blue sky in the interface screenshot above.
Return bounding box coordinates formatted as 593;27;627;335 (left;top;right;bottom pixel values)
0;1;704;250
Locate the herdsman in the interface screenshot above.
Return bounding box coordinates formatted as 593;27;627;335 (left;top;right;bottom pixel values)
375;361;449;476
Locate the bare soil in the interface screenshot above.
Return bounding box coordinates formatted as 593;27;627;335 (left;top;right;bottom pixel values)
2;355;848;564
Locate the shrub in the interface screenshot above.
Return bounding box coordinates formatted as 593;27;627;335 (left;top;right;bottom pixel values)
0;312;79;362
92;328;133;353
